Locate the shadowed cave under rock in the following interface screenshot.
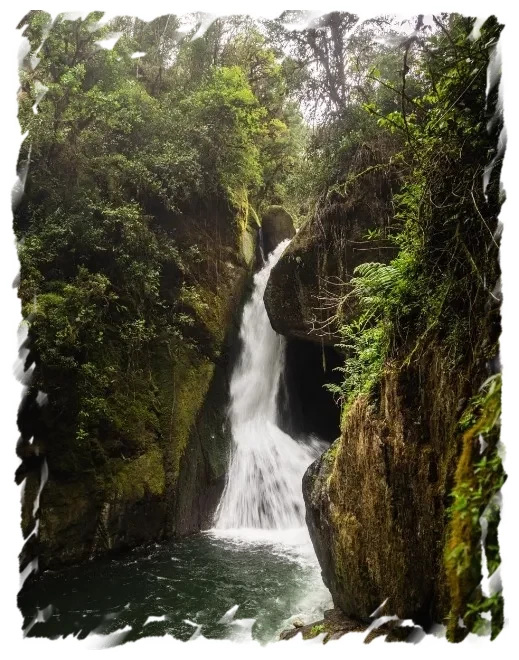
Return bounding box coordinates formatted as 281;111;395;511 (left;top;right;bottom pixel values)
277;338;342;446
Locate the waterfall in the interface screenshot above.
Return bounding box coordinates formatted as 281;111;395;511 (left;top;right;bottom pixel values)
214;240;323;531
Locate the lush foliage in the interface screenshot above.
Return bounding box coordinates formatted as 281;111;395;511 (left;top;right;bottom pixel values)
16;11;305;473
331;16;502;411
325;15;504;638
445;374;505;640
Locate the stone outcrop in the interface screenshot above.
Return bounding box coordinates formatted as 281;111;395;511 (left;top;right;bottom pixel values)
264;143;399;345
303;347;479;626
279;607;423;644
19;198;258;572
261;205;296;255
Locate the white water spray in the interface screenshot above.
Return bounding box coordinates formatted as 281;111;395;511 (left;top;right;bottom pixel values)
214;240;323;531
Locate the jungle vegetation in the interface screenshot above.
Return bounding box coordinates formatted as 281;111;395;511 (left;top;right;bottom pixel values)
15;11;504;640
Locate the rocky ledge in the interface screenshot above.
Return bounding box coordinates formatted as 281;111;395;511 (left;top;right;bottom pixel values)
280;607;425;644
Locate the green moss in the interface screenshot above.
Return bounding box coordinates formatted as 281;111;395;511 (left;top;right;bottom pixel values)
180;285;226;351
303;624;326;640
229;186;259;266
324;438;342;489
240;224;255;266
110;446;166;500
154;343;215;486
229;185;251;234
326;439;341;462
444;374;505;641
170;353;215;482
107;388;159;452
331;511;361;584
38;479;93;548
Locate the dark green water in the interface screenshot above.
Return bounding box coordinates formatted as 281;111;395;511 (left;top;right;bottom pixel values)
18;529;330;645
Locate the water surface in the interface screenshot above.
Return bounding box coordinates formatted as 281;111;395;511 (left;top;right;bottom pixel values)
19;528;330;644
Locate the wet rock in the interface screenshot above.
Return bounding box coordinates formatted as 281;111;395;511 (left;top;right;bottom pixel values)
280;608;368;642
264;142;399;345
261;205;296;255
280;608;423;644
303;348;474;625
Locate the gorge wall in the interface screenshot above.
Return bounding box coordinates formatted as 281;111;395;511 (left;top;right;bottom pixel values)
18;200;259;572
303;349;475;625
264;135;501;634
264;141;399;346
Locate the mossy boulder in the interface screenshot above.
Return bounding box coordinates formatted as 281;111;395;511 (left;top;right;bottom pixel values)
261;205;296;255
264;144;399;345
303;348;472;625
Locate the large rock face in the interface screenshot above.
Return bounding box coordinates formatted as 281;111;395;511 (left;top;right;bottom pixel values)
261;205;296;255
19;199;257;572
264;144;399;345
303;348;476;625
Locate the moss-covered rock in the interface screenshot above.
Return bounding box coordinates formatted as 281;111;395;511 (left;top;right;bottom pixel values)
31;476;100;569
264;143;399;345
261;205;296;255
303;347;473;625
19;199;257;571
280;608;368;642
443;375;504;641
279;606;422;644
110;446;166;500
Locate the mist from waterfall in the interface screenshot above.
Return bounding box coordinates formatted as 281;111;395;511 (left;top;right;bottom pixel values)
214;240;324;532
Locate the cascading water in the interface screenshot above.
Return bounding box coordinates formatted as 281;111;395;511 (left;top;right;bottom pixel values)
21;239;332;645
214;239;324;532
207;239;331;640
